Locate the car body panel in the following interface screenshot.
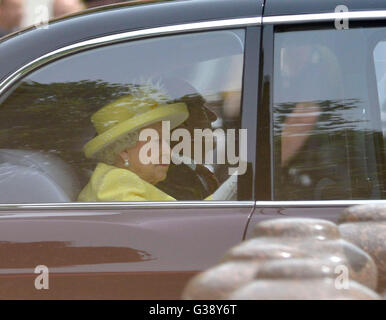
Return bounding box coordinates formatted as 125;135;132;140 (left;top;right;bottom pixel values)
0;205;252;298
0;205;252;272
245;201;386;240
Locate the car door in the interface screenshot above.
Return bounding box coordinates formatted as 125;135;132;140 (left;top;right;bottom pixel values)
246;10;386;238
0;23;260;299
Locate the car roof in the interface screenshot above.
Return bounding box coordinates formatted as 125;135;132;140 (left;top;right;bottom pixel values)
0;0;384;83
0;0;261;83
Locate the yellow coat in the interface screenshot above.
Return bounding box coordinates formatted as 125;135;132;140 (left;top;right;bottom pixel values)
78;163;176;202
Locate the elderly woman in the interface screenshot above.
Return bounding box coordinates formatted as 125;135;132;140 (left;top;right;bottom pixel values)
78;85;237;202
78;89;190;202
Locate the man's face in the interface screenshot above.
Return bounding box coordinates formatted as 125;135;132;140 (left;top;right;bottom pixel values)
0;0;24;30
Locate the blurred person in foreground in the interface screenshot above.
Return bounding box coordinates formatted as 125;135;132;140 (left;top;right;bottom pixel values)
0;0;24;37
53;0;86;18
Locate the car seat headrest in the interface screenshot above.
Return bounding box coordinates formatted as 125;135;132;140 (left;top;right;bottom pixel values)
0;149;81;203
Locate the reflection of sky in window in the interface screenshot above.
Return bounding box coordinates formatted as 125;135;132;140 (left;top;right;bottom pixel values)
27;30;244;100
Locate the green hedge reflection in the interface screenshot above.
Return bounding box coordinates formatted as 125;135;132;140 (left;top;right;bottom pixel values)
0;80;133;186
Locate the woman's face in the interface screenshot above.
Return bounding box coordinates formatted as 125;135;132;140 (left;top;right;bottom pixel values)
119;122;171;185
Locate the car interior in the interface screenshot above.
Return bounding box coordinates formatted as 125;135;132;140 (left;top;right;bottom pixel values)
0;149;81;203
273;26;385;200
0;30;245;203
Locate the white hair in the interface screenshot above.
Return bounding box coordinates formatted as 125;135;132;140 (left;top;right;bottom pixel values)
94;130;140;165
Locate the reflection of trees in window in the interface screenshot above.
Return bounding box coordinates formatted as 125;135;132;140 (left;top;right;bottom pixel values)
0;80;224;198
273;99;383;200
274;99;367;133
0;80;133;186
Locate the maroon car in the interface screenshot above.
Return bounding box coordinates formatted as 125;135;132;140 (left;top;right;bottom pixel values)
0;0;385;299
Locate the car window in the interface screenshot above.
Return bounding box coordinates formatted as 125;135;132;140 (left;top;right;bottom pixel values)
273;26;385;200
0;29;248;203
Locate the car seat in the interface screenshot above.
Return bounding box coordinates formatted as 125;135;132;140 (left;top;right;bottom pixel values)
0;149;81;203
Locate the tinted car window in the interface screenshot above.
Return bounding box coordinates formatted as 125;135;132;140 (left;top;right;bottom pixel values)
273;26;385;200
0;29;247;203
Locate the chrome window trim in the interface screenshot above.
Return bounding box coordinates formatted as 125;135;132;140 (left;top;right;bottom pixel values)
0;17;261;96
0;201;255;212
0;200;385;212
263;10;386;25
255;200;386;208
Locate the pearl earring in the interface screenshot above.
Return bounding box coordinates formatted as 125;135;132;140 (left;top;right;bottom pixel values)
124;159;130;167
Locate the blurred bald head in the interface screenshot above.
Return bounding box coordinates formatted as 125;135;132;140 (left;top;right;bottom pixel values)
0;0;24;32
53;0;85;18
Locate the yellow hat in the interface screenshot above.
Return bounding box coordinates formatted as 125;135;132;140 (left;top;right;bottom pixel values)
83;95;189;159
